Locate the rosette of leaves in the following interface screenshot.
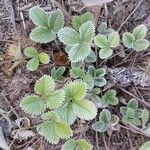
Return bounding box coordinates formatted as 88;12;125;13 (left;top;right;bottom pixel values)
98;22;114;36
70;67;94;89
123;24;149;51
20;75;65;115
94;31;120;59
37;111;72;144
58;21;95;62
92;109;111;132
87;66;106;87
120;99;149;126
57;81;97;124
62;139;92;150
24;47;50;71
102;89;119;107
29;6;64;43
51;67;66;81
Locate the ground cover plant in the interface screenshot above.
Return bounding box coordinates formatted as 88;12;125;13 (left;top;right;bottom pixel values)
0;1;150;150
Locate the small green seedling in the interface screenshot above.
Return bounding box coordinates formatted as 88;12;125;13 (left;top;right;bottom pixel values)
62;139;92;150
123;24;149;51
140;141;150;150
94;31;120;59
87;66;106;87
24;47;50;71
51;67;66;81
120;99;149;126
57;81;97;124
29;6;64;43
58;21;95;62
37;111;72;144
98;22;114;36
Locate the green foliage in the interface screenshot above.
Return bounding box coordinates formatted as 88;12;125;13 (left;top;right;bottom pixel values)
95;31;120;59
58;21;95;62
140;141;150;150
102;89;119;106
29;6;64;43
85;50;97;63
37;111;72;144
24;47;50;71
62;139;92;150
57;81;97;124
141;109;149;128
20;75;65;115
51;67;66;81
92;109;111;132
123;24;149;51
87;66;106;87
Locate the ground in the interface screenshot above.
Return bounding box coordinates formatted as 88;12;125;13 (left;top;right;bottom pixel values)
0;0;150;149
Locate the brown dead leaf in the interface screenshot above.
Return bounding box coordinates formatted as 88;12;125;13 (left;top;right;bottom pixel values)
82;0;113;6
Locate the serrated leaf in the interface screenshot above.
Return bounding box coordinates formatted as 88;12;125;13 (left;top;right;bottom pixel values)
72;100;97;120
99;47;113;59
83;74;94;89
56;67;65;76
71;61;83;68
34;75;55;96
72;12;94;30
70;68;85;79
127;99;138;109
85;50;96;62
68;43;91;62
58;27;80;46
95;68;106;77
48;9;64;33
98;22;107;33
24;47;37;58
133;24;147;40
87;66;95;77
99;109;111;123
29;6;48;27
65;81;87;101
94;34;107;48
142;109;149;127
51;67;65;81
120;107;128;116
46;90;65;109
20;95;46;115
133;39;149;51
26;57;39;71
79;21;95;43
38;52;50;64
62;139;76;150
123;32;135;48
140;141;150;150
92;121;109;132
30;27;56;43
126;108;135;118
108;31;120;48
94;78;107;87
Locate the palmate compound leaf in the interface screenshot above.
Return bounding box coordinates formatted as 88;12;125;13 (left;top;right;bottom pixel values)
30;27;56;43
132;39;149;51
34;75;55;96
48;9;64;33
29;6;49;27
37;112;72;144
62;139;92;150
26;57;39;71
72;12;94;30
24;47;38;58
20;95;46;115
38;52;50;64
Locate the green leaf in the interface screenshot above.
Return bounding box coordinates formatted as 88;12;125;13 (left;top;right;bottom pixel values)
62;139;76;150
142;109;149;127
70;68;85;79
72;100;97;120
94;34;107;48
123;32;135;48
56;67;66;77
46;90;65;109
94;78;107;87
126;108;135;118
58;27;80;46
85;50;96;62
98;22;107;33
108;31;120;48
87;66;95;77
133;24;148;40
68;43;91;62
24;47;37;58
79;21;95;43
30;27;56;43
76;139;92;150
48;9;64;33
38;52;50;64
83;74;94;89
99;47;113;59
65;81;87;101
133;39;149;51
71;61;83;68
102;89;118;106
120;107;128;116
26;57;39;71
92;121;109;132
95;68;106;77
51;67;65;81
29;6;48;27
127;99;138;109
140;141;150;150
99;109;111;123
34;75;55;96
20;95;46;115
72;12;94;30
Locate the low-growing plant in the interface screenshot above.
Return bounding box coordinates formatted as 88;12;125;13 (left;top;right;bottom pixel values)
123;24;149;51
24;47;50;71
